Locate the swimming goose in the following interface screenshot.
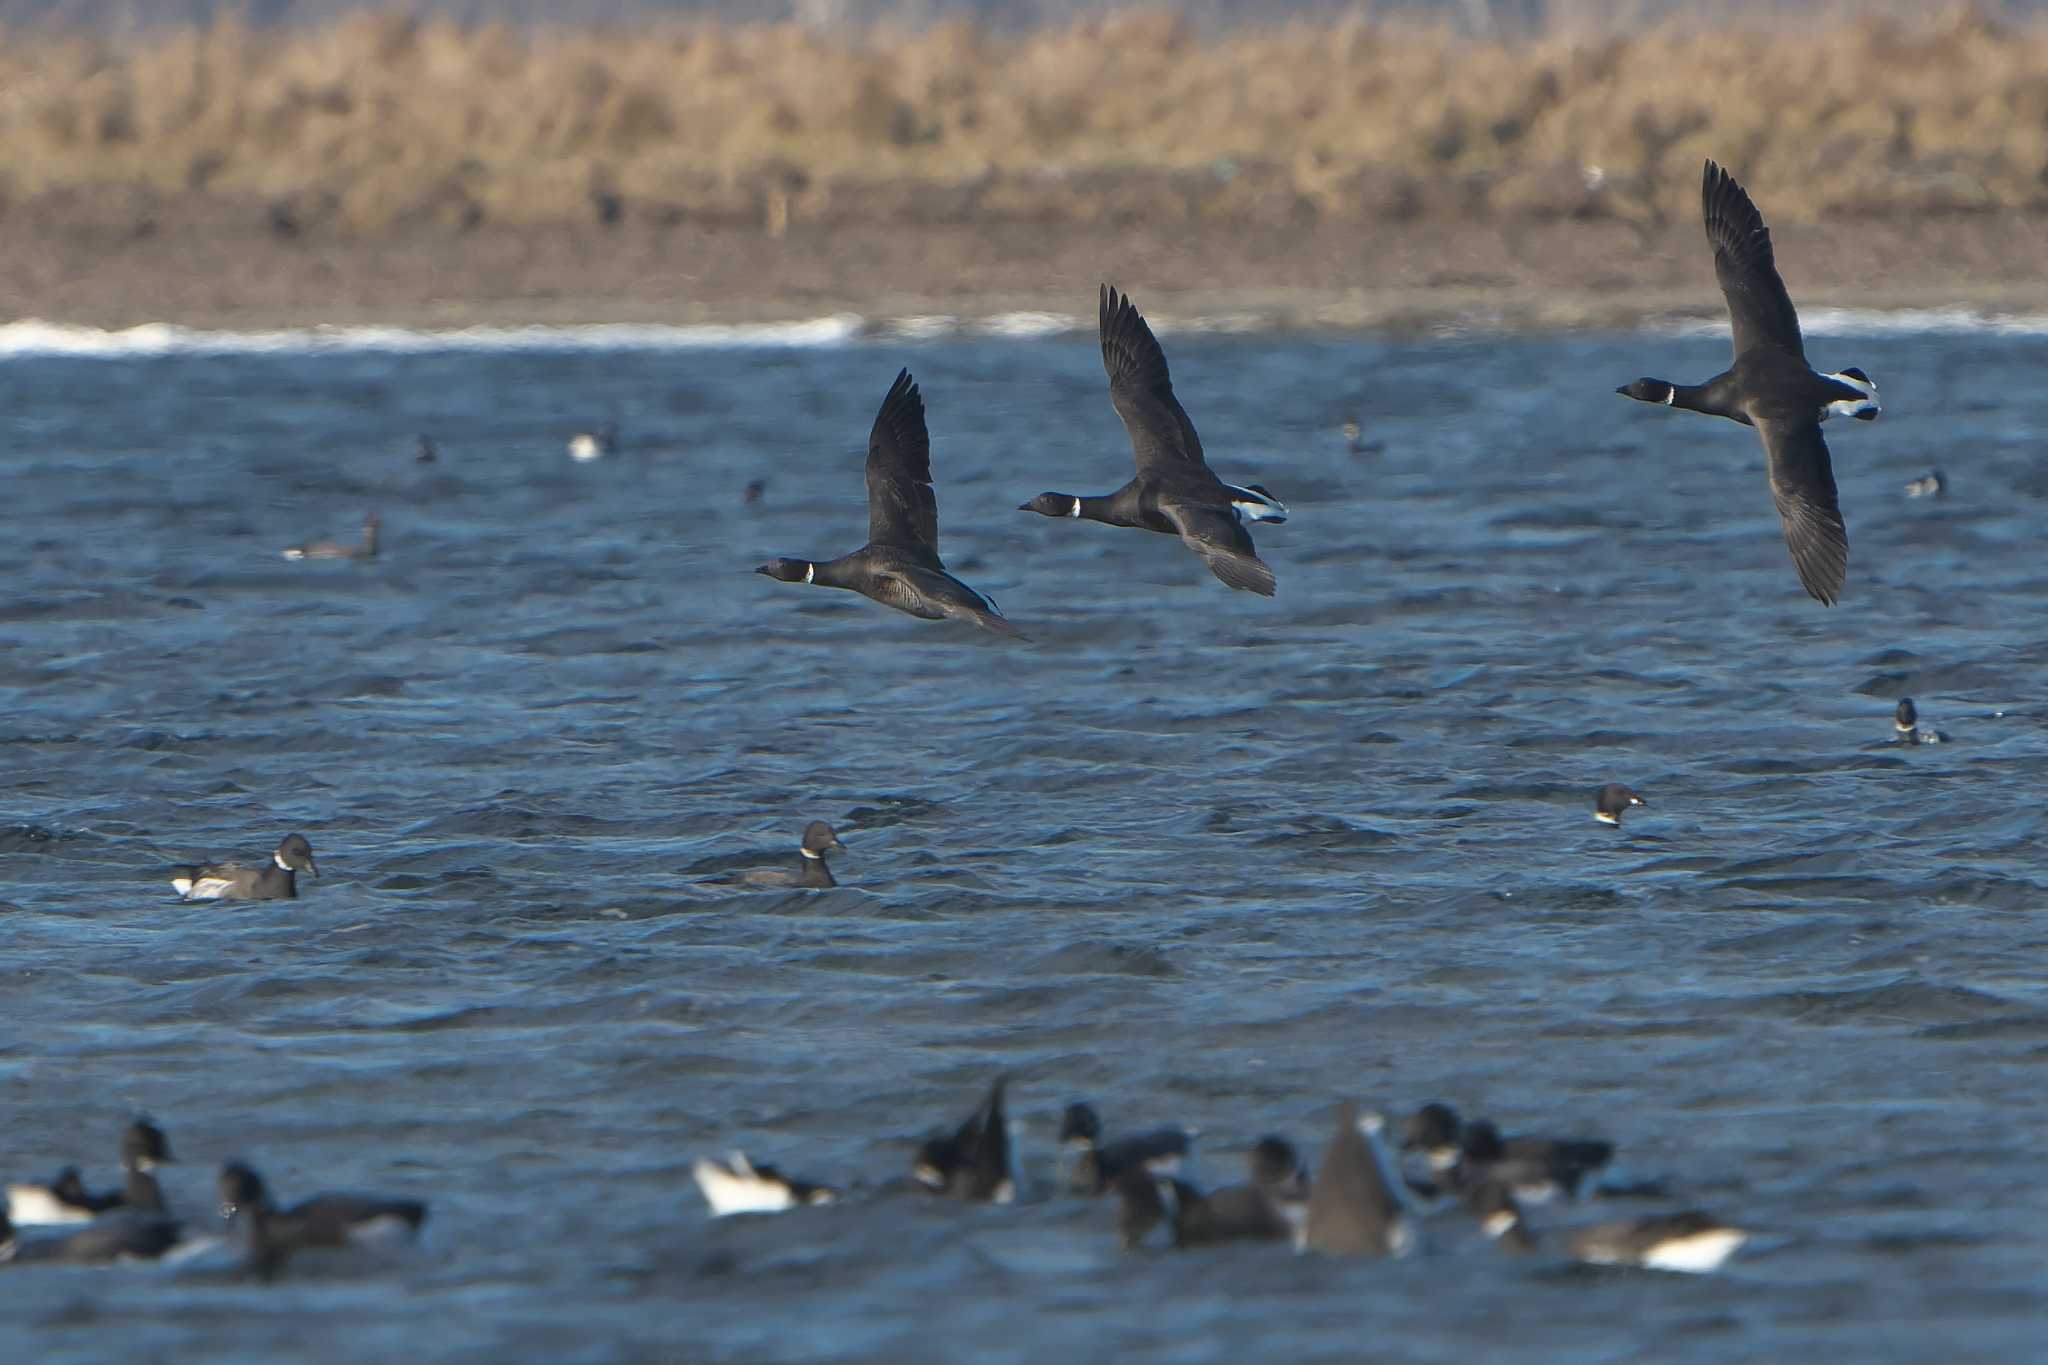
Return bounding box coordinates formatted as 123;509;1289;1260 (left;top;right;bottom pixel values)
1616;161;1878;605
1893;697;1947;745
0;1206;183;1266
1058;1101;1197;1195
217;1162;428;1280
283;513;379;562
169;833;318;901
911;1076;1019;1203
692;1152;840;1217
7;1117;176;1226
1593;784;1646;828
1302;1105;1417;1257
719;821;846;889
568;422;618;462
1112;1169;1293;1250
1402;1104;1614;1191
1020;285;1286;596
1566;1209;1749;1273
758;370;1020;637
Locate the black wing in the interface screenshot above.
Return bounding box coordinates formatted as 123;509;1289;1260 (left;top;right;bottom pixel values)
1157;497;1276;596
865;369;940;558
1755;416;1848;605
1703;160;1805;360
1100;285;1207;473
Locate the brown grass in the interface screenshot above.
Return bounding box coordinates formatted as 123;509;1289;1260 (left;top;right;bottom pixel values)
0;5;2043;238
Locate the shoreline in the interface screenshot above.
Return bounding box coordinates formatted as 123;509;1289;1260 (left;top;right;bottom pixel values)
5;216;2048;337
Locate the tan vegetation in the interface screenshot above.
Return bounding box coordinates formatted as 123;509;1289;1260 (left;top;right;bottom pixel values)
0;5;2043;239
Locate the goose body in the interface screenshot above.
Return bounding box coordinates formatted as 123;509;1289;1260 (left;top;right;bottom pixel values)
1616;161;1878;605
758;371;1019;637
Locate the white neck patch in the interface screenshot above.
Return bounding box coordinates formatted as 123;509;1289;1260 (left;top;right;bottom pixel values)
802;562;815;584
799;847;821;860
274;853;292;870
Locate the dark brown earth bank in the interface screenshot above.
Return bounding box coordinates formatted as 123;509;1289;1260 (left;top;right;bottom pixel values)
5;207;2048;332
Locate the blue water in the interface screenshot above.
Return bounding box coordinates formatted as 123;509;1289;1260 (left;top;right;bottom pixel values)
2;326;2045;1362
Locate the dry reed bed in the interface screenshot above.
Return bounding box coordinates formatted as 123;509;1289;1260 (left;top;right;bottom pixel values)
0;6;2043;236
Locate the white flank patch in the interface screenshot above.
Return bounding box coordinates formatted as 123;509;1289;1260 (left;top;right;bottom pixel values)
1482;1210;1519;1241
281;548;306;561
344;1213;421;1249
182;878;233;900
693;1154;797;1217
802;563;815;585
1427;1147;1461;1173
567;434;602;462
1068;498;1082;518
6;1185;95;1226
1823;371;1881;421
1594;811;1619;826
1663;386;1677;406
1223;483;1289;523
170;876;196;897
1641;1227;1748;1274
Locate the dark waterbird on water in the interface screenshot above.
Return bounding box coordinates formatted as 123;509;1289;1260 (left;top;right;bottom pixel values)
1058;1101;1197;1195
218;1161;429;1280
5;1117;175;1226
1593;783;1646;828
758;369;1020;638
911;1076;1019;1203
1616;160;1879;606
169;833;318;901
1020;285;1287;596
282;513;379;562
713;820;847;889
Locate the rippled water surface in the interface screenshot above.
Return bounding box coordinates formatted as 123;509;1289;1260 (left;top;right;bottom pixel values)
3;326;2046;1362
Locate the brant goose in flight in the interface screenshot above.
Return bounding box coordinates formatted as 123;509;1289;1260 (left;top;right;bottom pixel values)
911;1076;1019;1203
568;422;618;462
1904;470;1945;499
758;370;1020;637
1893;698;1947;745
7;1117;174;1226
1058;1101;1197;1195
1566;1209;1749;1273
1302;1105;1417;1257
1020;285;1287;596
169;833;318;901
217;1161;429;1280
1593;784;1646;828
1616;160;1879;605
1112;1168;1294;1251
719;821;846;889
692;1152;840;1217
283;513;380;561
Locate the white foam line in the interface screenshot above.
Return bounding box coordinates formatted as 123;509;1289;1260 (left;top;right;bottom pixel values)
0;315;867;358
1653;306;2048;339
5;304;2042;358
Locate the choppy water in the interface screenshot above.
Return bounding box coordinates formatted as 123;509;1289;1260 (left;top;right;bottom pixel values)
2;322;2045;1363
